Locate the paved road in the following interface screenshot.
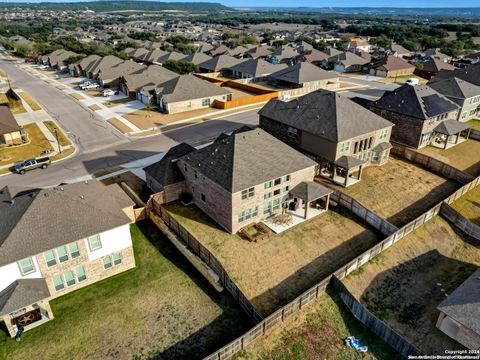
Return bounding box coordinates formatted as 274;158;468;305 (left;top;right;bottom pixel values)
0;54;127;153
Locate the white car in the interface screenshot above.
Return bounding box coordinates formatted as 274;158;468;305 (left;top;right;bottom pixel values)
38;65;48;69
79;81;92;89
405;78;419;86
101;89;115;97
82;83;100;90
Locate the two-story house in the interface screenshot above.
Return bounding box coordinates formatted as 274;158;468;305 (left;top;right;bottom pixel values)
369;84;471;149
259;90;394;187
0;180;135;337
144;127;332;233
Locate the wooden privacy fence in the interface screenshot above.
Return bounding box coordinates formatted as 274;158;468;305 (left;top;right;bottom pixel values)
391;145;475;184
330;276;423;357
440;202;480;240
153;203;263;324
330;190;398;236
202;174;480;360
213;92;278;110
222;80;275;95
470;129;480;141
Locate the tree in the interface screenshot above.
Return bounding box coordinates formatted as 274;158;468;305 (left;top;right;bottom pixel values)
163;60;198;75
373;34;392;49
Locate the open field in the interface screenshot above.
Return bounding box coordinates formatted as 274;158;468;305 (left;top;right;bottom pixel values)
43;121;71;147
450;185;480;225
417;139;480;177
342;216;480;354
0;222;250;360
467;119;480;130
18;91;41;111
124;107;219;129
164;202;382;316
108;117;134;133
0;123;52;166
321;157;459;227
238;291;402;360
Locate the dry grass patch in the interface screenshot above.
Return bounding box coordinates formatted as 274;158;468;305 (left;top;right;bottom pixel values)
124;107;219;129
50;146;75;161
417;139;480;177
103;97;132;107
450;185;480;225
222;86;254;100
343;216;480;354
70;92;85;100
0;92;27;114
88;103;102;111
55;85;67;90
239;291;402;360
107;117;133;134
164;202;382;316
0;222;250;360
0;123;53;166
18;92;41;111
323;157;460;227
43;121;71;147
0;70;6;77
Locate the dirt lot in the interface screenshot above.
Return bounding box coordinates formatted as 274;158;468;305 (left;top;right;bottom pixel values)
322;157;460;227
222;86;254;100
164;202;382;316
124;107;220;129
239;291;402;360
451;185;480;225
342;216;480;354
0;222;250;360
418;140;480;177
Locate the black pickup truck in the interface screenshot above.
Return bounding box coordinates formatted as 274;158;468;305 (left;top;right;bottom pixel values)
14;157;51;174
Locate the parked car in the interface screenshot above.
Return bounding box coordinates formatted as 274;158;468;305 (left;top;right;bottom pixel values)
14;157;51;174
38;65;48;69
405;78;419;86
82;83;100;90
101;89;115;97
79;81;93;89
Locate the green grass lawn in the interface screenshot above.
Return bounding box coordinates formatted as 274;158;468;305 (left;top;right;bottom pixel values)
0;222;249;360
467;119;480;131
450;185;480;225
236;291;402;360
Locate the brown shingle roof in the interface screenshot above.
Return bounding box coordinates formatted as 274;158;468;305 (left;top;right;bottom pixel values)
0;105;21;135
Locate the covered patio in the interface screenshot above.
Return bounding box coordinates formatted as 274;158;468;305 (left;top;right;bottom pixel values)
431;120;471;150
0;279;53;338
263;181;332;233
320;156;366;187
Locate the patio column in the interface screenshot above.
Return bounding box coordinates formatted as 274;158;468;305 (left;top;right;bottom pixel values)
325;194;330;211
466;128;471;140
444;135;449;149
304;201;309;219
358;165;363;181
344;169;349;186
455;133;459;144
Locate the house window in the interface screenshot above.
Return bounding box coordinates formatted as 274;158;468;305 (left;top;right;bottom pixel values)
287;126;298;138
379;129;388;140
64;271;76;287
274;177;282;186
264;192;272;199
56;246;69;263
273;189;281;196
284;174;291;182
263;200;272;215
272;198;281;210
52;274;65;291
184;163;188;172
283;186;289;193
113;253;122;266
44;250;57;267
76;266;87;282
103;256;113;270
238;206;258;223
88;234;102;251
202;98;211;106
368;137;373;149
264;180;273;189
69;242;80;258
201;193;206;202
241;187;255;200
18;257;35;275
354;142;359;154
340;141;350;153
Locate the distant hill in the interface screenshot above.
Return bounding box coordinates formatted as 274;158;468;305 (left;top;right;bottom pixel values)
0;1;233;13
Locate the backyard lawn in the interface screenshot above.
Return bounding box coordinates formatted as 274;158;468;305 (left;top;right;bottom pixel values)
238;291;402;360
323;157;459;227
0;222;250;360
342;216;480;354
164;202;382;316
467;119;480;130
0;123;52;166
417;139;480;177
450;185;480;225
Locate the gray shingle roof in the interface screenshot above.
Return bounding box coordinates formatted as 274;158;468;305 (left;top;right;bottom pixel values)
123;65;177;91
85;55;124;77
143;143;196;186
198;55;246;72
437;268;480;334
0;180;133;267
289;181;332;202
428;77;480;100
0;105;21;135
227;58;288;78
431;63;480;87
335;155;366;169
270;45;298;61
180;128;317;193
372;142;393;152
369;55;415;72
422;58;455;73
327;51;370;67
259;90;393;142
433;119;470;135
245;46;272;59
0;279;50;316
156;74;231;103
182;52;212;65
372;84;460;120
269;62;337;85
302;49;330;63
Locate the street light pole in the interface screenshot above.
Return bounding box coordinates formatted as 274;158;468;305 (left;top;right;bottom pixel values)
54;127;62;154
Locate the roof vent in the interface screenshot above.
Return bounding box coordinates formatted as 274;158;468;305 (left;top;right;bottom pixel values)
80;195;84;199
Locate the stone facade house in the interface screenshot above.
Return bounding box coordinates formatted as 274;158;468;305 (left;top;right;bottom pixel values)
370;84;470;149
0;180;136;338
144;127;332;233
436;268;480;349
259;90;394;187
0;105;22;146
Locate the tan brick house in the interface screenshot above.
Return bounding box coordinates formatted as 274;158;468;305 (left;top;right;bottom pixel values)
0;180;135;338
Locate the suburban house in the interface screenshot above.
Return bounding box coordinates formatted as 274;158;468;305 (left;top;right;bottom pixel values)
139;48;169;64
390;44;411;58
226;58;288;80
267;45;298;64
144;127;333;233
268;62;339;92
137;74;231;113
118;65;177;98
347;39;372;53
430;62;480;87
208;44;230;57
197;55;246;75
69;54;101;77
367;55;415;78
436;268;480;349
259;90;394;187
0;105;23;146
297;48;330;66
40;49;77;71
181;52;212;65
96;60;145;87
369;84;470;149
425;48;451;63
0;180;136;338
322;51;370;73
428;77;480;122
81;55;124;80
244;46;272;60
416;58;455;80
126;47;148;62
